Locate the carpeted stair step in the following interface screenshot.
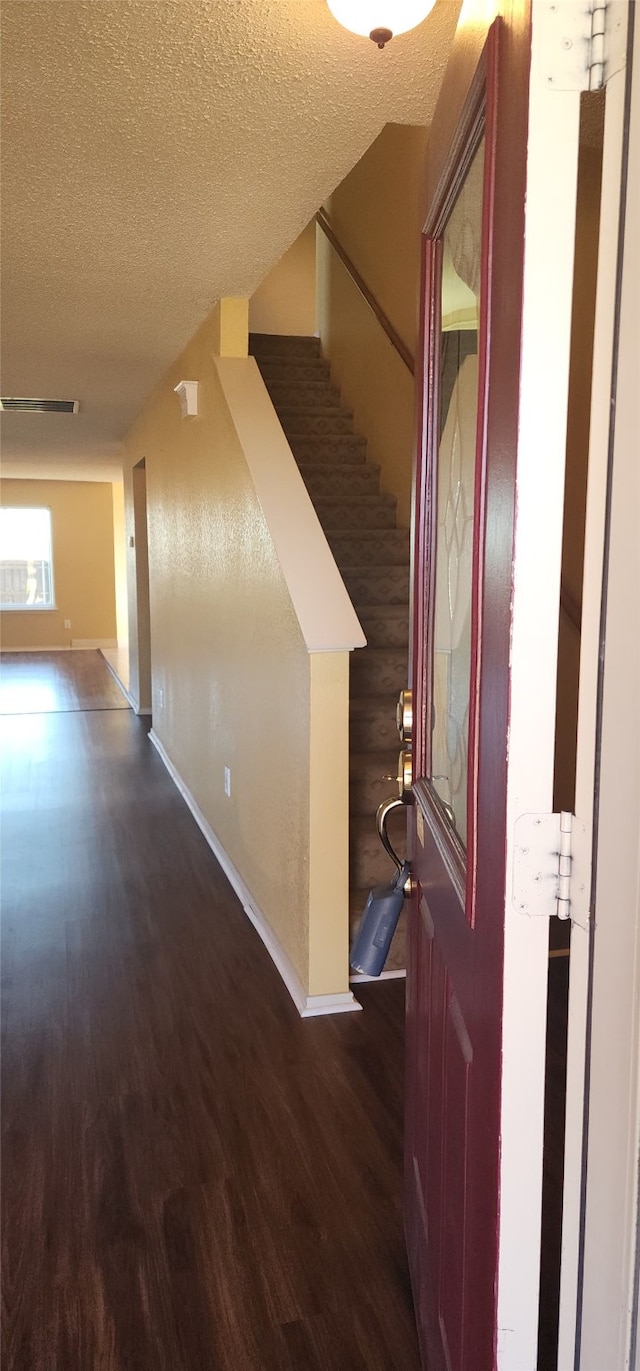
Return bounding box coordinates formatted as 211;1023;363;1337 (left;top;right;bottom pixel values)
278;407;355;437
342;564;411;606
328;528;410;567
299;463;381;500
350;811;407;889
349;891;407;976
287;433;367;465
356;605;409;649
350;750;400;816
255;358;331;384
350;646;408;697
350;697;402;753
264;379;342;409
249;333;321;358
315;493;397;532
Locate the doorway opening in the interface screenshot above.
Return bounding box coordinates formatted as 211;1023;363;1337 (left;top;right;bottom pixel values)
132;458;152;715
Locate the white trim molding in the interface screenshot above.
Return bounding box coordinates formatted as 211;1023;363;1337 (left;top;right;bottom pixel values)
1;641;117;653
71;637;118;649
148;729;361;1019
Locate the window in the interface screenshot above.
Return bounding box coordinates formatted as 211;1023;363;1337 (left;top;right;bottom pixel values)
0;507;55;610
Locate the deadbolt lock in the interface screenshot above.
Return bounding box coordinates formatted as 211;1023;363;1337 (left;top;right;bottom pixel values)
397;749;413;800
396;688;413;746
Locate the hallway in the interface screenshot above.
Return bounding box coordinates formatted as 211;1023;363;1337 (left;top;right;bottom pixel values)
0;654;420;1371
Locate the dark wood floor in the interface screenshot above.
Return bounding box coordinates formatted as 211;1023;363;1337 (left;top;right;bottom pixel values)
0;650;130;714
1;678;420;1369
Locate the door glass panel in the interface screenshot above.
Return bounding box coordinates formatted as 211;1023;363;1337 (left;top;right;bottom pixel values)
431;137;484;846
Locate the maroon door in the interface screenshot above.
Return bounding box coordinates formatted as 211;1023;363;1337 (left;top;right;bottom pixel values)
405;7;532;1370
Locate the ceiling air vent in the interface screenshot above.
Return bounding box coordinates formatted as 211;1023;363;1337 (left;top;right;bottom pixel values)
0;397;80;414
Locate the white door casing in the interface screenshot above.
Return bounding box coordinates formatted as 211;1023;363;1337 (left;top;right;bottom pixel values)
497;3;585;1362
560;5;639;1365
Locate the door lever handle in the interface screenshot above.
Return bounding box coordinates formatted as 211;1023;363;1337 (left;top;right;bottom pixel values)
376;796;411;894
377;796;405;872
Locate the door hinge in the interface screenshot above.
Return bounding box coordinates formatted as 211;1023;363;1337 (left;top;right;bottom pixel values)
512;811;590;929
537;0;627;93
589;3;606;89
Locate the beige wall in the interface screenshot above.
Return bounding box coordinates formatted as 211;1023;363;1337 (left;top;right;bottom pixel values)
112;480;128;646
317;123;427;528
123;302;352;1001
0;478;117;649
249;221;317;337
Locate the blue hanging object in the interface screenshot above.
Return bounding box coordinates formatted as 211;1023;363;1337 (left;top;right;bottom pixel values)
350;860;410;978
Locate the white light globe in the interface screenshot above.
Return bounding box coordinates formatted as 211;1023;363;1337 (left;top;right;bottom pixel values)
326;0;437;45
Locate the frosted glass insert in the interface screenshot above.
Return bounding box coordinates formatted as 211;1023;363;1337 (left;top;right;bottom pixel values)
431;138;484;845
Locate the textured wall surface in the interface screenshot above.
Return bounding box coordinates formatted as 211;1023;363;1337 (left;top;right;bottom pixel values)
249;222;318;337
317;123;429;527
123;306;351;995
325;123;430;355
0;479;117;648
1;0;459;473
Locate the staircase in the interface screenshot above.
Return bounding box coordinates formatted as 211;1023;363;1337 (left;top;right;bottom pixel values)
250;333;409;975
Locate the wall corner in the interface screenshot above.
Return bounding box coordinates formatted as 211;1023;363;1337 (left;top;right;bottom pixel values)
307;651;351;997
215;298;249;357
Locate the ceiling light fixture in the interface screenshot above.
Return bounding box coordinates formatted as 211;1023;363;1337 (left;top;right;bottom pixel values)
326;0;437;48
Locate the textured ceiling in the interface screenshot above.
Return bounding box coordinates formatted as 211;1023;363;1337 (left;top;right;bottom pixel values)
1;0;459;479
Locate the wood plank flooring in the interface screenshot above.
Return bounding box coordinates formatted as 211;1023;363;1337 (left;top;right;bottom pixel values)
1;695;420;1369
0;650;130;715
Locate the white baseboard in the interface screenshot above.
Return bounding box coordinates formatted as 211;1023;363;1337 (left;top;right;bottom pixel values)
2;643;117;653
148;729;361;1018
72;637;118;649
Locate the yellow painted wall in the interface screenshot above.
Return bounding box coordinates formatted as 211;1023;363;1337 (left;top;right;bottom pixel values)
317;123;428;528
0;478;117;649
112;480;128;647
249;221;317;337
123;302;351;999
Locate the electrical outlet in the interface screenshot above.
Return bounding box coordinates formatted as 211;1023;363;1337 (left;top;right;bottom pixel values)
158;687;164;709
224;766;231;798
64;619;71;629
